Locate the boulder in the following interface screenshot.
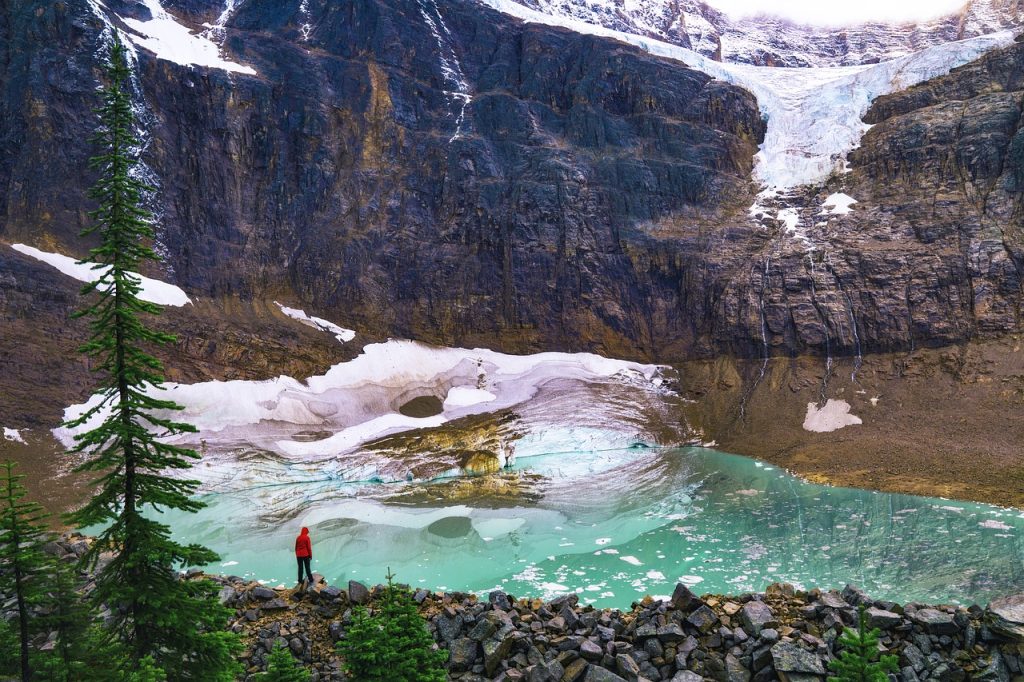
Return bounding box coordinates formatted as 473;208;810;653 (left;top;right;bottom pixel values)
771;642;825;676
583;666;627;682
670;583;700;612
988;594;1024;641
687;605;720;633
866;607;902;630
348;581;370;606
910;609;958;635
449;637;479;672
740;601;775;635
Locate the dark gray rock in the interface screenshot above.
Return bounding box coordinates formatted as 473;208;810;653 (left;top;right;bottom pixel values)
740;601;775;635
582;666;627;682
687;605;720;633
910;609;958;636
770;642;825;675
348;581;370;606
449;637;480;673
866;607;902;630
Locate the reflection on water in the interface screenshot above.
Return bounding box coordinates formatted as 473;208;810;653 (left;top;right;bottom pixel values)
157;446;1024;607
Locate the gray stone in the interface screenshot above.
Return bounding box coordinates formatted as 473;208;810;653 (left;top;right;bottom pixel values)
217;586;237;606
989;594;1024;642
770;642;825;675
740;601;775;635
910;609;958;635
687;605;720;633
263;598;289;610
866;607;901;630
616;653;641;678
252;586;276;600
670;583;700;612
580;639;603;661
726;653;751;682
973;650;1010;682
483;633;515;676
672;673;702;682
583;667;627;682
901;643;926;672
818;592;848;609
347;581;370;605
657;623;686;643
449;638;479;672
527;660;564;682
469;617;497;642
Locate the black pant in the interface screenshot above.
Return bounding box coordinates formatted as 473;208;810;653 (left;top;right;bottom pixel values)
297;556;313;582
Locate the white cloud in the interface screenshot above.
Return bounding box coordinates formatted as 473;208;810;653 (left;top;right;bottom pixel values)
706;0;969;25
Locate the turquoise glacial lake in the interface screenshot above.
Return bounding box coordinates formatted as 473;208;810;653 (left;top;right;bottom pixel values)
161;446;1023;608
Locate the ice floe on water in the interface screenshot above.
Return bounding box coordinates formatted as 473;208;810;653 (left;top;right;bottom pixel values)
803;399;862;433
121;0;256;74
274;301;355;343
10;243;191;307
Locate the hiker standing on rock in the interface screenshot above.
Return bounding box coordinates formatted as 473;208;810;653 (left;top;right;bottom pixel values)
295;526;314;586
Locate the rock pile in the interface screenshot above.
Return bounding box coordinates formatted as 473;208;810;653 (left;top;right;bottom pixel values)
204;572;1024;682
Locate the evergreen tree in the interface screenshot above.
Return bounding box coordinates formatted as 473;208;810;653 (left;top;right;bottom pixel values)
337;570;447;682
64;35;240;678
0;460;52;682
259;642;311;682
0;615;20;677
828;604;899;682
33;556;100;682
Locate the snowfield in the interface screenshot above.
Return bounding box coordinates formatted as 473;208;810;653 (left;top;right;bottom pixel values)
10;243;192;307
479;0;1014;192
121;0;256;74
275;302;355;343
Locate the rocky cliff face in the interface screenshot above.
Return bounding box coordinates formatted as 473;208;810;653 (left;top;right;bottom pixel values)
0;0;1022;379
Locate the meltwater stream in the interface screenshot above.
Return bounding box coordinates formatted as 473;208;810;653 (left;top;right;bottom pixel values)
158;446;1023;608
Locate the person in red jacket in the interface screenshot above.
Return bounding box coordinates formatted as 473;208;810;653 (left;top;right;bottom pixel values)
295;526;314;586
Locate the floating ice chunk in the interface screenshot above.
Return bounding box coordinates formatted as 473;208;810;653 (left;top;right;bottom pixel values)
595;537;612;545
2;428;25;444
11;243;191;307
275;301;355;343
803;399;862;432
443;386;497;409
620;555;643;566
646;570;666;580
678;575;704;585
980;519;1012;531
822;193;858;215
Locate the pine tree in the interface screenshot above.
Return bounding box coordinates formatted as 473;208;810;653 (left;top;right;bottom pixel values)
259;642;311;682
32;556;97;682
63;35;240;678
337;570;447;682
0;460;52;682
828;604;899;681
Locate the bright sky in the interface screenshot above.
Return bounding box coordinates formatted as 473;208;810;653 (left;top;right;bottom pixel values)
706;0;969;25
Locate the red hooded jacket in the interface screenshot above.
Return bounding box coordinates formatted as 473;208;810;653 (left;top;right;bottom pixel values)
295;527;312;558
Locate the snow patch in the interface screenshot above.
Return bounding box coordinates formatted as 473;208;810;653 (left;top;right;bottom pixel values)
803;399;862;433
275;302;355;343
11;243;191;307
2;428;25;444
980;519;1012;531
443;386;497;409
122;0;256;74
822;193;858;215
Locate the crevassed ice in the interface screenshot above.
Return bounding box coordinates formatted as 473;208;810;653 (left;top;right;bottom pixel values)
479;0;1014;191
10;244;191;307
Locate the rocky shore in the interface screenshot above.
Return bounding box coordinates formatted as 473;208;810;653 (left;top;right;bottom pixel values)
14;536;1024;682
206;572;1023;682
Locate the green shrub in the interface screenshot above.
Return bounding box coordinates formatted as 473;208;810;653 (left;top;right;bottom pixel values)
337;570;446;682
828;604;899;681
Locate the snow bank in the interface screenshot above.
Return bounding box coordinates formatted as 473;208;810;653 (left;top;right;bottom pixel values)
122;0;256;74
10;243;191;307
274;302;355;343
479;1;1014;191
55;340;667;461
2;428;25;444
822;193;858;215
803;399;862;433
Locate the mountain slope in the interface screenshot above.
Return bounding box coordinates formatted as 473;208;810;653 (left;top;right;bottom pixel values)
517;0;1024;67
